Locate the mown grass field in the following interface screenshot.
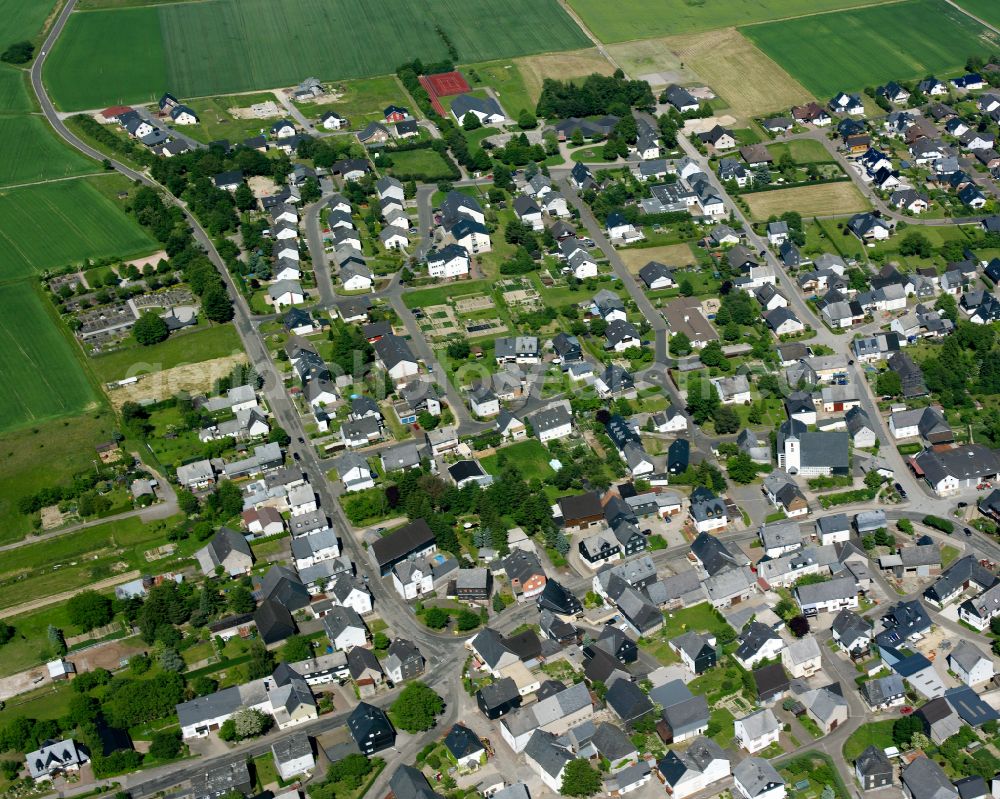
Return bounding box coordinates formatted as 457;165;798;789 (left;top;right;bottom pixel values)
0;411;116;543
0;175;157;281
89;323;243;382
386;149;455;180
47;0;590;110
0;116;99;187
663;29;814;116
742;0;999;98
0;281;98;434
513;49;616;110
744;182;871;220
565;0;899;43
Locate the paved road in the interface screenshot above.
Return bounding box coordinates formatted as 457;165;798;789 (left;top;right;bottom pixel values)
561;177;669;363
303;195;337;306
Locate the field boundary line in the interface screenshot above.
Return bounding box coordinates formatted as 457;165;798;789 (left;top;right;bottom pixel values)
737;0;910;28
0;172;102;191
942;0;1000;34
553;0;625;75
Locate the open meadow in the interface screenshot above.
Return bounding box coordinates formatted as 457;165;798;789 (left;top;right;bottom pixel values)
662;29;814;116
743;0;999;98
565;0;900;43
293;75;411;128
0;281;98;434
744;182;870;220
46;0;590;110
0;175;157;281
0;411;116;543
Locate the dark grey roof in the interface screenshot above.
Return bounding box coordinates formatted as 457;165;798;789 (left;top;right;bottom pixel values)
371;519;435;568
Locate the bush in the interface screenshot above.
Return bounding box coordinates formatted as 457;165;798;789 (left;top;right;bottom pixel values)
1;41;33;64
922;515;953;534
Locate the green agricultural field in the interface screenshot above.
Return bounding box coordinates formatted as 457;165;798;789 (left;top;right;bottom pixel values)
46;6;168;109
565;0;899;43
743;0;999;98
1;0;59;45
0;411;116;542
0;65;35;113
953;0;1000;28
46;0;590;110
0;176;157;281
387;148;455;180
0;116;99;187
89;322;243;382
0;281;98;434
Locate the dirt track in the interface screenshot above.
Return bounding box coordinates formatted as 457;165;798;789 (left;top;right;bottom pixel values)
0;570;140;620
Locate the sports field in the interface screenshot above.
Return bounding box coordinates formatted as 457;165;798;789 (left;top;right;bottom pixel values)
47;0;590;110
743;0;999;98
744;182;870;220
565;0;899;43
0;281;97;434
0;116;99;187
662;29;813;116
0;176;157;281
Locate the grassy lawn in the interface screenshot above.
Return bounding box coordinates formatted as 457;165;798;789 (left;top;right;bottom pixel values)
661;602;734;640
387;148;456;180
174;93;279;144
46;0;589;109
252;753;281;789
481;440;554;481
464;60;534;118
89;323;243;382
638;637;679;665
743;0;996;97
842;719;896;762
402;279;493;308
941;544;960;567
0;604;74;678
294;75;411;127
0;681;75;727
768;139;836;164
708;707;735;748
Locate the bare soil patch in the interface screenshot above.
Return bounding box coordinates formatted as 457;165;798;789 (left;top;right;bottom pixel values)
108;354;248;408
619;243;698;271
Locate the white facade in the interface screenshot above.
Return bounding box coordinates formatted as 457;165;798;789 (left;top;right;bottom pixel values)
392;563;434;600
734;711;781;754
